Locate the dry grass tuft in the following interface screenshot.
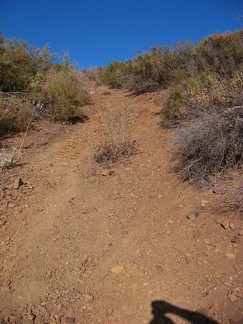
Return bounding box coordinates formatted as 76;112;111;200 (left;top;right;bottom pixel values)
94;106;137;168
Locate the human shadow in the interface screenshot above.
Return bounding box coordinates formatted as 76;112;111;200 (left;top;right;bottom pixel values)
150;300;219;324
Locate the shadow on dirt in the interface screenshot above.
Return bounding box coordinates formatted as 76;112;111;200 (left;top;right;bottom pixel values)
150;300;218;324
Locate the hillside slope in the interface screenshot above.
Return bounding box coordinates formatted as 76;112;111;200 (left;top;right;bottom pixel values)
0;84;242;324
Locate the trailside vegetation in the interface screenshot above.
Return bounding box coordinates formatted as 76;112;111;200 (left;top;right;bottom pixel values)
99;30;243;184
0;32;91;136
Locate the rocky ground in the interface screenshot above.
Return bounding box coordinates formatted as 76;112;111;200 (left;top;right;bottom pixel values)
0;83;242;324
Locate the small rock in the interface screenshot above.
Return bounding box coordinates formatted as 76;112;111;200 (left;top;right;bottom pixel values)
49;317;59;324
101;170;114;177
84;293;94;303
201;199;208;207
203;239;211;245
187;214;196;221
184;253;192;264
228;292;238;302
111;265;124;274
63;317;75;324
229;222;235;229
107;308;113;315
225;253;236;259
14;177;24;189
8;203;15;208
238;229;243;236
192;210;200;217
221;220;229;230
202;287;213;297
231;236;240;244
187;210;200;220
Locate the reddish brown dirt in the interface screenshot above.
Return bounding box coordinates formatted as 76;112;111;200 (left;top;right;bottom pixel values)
0;84;242;324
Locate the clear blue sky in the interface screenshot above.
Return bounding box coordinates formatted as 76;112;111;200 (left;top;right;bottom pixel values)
0;0;242;69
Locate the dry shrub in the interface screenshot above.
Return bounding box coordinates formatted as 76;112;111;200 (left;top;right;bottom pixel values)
165;71;243;123
39;67;91;122
229;178;243;214
0;147;20;169
175;106;243;185
217;175;243;215
94;141;136;168
0;92;33;137
94;106;137;167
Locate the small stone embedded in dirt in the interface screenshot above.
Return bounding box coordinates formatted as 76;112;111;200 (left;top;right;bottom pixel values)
14;177;24;189
111;265;124;274
187;210;200;220
231;236;240;244
238;229;243;236
84;293;94;303
201;199;208;207
202;287;213;297
63;317;75;324
221;220;229;230
225;253;236;259
192;210;200;217
227;292;238;302
203;239;211;245
184;253;192;264
107;308;113;315
187;213;196;220
101;170;114;176
8;202;15;208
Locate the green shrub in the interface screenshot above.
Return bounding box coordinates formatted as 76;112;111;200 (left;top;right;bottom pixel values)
165;70;243;123
99;30;243;97
39;67;91;121
99;61;126;88
0;32;56;92
194;31;243;78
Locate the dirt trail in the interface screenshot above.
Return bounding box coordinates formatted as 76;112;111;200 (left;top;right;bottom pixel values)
0;85;242;323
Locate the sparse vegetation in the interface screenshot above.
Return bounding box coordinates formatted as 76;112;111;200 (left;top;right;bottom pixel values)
98;30;243;184
165;70;243;123
0;92;33;137
94;106;137;167
37;67;91;122
1;29;242;184
0;32;91;137
175;107;243;185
